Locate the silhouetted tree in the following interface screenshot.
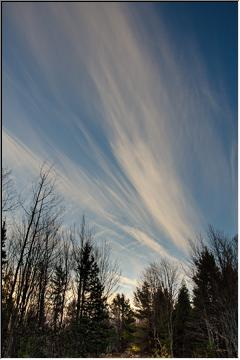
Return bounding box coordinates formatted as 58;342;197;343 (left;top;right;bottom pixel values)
95;240;121;300
3;165;63;357
208;227;238;357
110;293;135;352
191;247;220;356
134;259;178;357
2;220;7;269
173;282;191;357
134;280;153;355
2;167;18;213
64;219;112;357
51;241;70;332
1;162;237;358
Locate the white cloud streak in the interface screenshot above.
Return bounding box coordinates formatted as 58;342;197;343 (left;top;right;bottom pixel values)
3;3;237;284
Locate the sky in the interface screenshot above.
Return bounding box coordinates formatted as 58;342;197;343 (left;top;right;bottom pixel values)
2;2;237;299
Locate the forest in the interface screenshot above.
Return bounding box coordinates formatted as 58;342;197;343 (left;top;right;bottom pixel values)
1;165;238;358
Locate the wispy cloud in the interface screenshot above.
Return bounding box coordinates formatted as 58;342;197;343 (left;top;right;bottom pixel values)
3;129;43;176
120;276;137;288
3;3;237;294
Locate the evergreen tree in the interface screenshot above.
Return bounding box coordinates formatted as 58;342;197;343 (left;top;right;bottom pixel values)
191;247;220;357
110;293;135;352
218;235;238;357
65;239;111;357
152;286;171;356
173;283;191;357
134;280;153;355
51;262;67;331
209;229;238;357
134;261;178;357
84;257;111;357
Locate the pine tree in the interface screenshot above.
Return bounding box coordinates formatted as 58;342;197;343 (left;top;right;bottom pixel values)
152;286;171;356
209;229;238;357
173;283;191;357
111;293;135;352
51;262;67;331
134;281;154;355
65;239;111;357
192;247;220;357
82;249;110;356
218;235;238;357
134;281;152;321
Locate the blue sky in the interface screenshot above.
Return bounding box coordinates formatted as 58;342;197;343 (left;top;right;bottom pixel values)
2;3;237;298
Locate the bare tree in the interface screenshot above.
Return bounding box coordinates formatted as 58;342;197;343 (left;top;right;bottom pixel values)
4;164;63;356
135;258;179;357
155;259;179;356
94;240;120;300
2;167;18;213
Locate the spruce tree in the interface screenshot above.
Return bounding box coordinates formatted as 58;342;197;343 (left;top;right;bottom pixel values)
83;255;111;356
65;239;111;357
111;293;135;352
51;262;67;331
134;281;154;355
173;283;191;357
192;247;220;356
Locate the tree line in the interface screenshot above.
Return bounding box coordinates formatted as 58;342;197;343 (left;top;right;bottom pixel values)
1;165;238;357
